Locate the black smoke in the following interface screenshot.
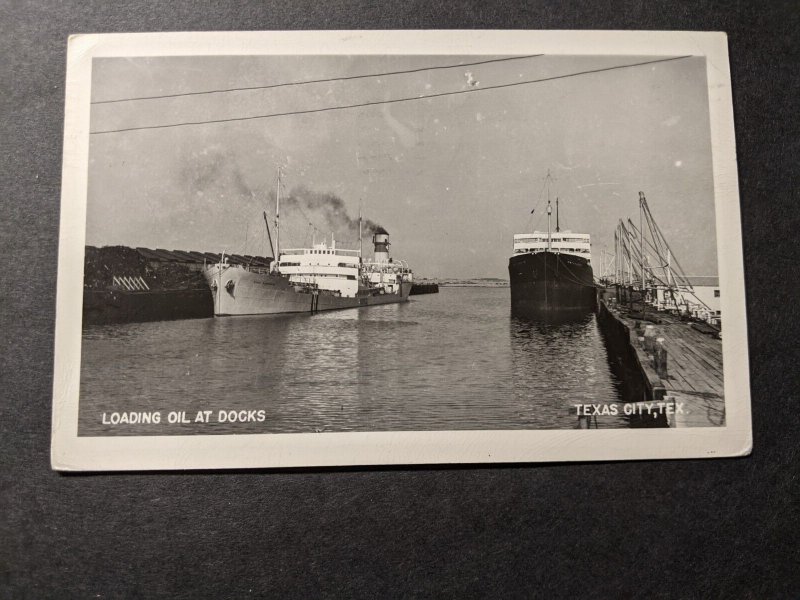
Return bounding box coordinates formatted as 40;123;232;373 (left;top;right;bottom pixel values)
279;186;385;237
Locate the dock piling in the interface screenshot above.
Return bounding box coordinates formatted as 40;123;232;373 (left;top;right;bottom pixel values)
654;338;668;379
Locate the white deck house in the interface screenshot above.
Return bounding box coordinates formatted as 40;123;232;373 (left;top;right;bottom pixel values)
277;242;361;297
512;231;593;263
276;237;413;298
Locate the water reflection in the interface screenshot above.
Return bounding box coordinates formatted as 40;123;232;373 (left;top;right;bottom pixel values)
355;303;413;431
510;306;597;326
276;309;360;431
509;311;626;429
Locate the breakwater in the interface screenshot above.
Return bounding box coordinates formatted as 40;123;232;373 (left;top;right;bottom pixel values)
84;288;212;325
409;282;439;295
82;246;271;326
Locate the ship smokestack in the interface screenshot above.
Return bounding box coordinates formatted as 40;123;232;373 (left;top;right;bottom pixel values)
372;227;390;263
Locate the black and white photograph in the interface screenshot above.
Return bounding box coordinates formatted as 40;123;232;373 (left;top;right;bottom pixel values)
51;31;751;470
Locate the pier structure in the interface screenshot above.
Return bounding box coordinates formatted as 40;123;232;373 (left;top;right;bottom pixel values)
593;191;725;427
610;191;720;328
598;300;724;427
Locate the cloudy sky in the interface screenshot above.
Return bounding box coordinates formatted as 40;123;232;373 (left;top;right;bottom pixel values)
87;54;717;278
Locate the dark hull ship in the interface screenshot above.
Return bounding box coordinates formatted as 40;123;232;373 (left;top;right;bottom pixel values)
509;251;597;314
508;176;597;316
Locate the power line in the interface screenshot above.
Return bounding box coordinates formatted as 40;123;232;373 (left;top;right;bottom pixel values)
91;54;544;105
90;55;691;135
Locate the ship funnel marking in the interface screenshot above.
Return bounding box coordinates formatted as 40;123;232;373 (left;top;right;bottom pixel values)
373;230;390;263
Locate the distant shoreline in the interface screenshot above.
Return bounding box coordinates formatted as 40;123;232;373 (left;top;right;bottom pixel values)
432;280;510;288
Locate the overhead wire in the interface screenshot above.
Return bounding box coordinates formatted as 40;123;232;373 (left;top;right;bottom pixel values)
90;55;692;135
91;54;544;105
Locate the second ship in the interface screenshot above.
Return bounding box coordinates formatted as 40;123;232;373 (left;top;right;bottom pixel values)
508;175;597;314
203;171;413;316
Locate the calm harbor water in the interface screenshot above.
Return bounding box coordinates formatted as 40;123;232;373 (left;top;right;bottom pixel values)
79;287;628;435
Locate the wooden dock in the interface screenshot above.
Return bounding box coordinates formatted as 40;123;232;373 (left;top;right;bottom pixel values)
604;302;725;427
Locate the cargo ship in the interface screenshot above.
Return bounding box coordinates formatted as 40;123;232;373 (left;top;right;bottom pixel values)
508;179;597;315
203;170;413;316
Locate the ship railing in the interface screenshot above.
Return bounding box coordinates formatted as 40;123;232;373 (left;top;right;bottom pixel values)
513;246;591;255
513;242;591;249
208;261;271;275
514;234;590;241
245;266;271;274
361;259;412;273
282;247;361;257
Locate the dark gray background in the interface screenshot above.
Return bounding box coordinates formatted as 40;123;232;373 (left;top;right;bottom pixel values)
1;2;798;598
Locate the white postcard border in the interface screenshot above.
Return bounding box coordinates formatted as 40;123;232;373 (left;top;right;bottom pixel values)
52;30;751;471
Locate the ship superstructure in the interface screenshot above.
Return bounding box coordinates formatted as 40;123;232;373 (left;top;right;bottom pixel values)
512;231;592;261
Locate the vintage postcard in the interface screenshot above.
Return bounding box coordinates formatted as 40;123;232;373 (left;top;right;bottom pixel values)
52;30;751;470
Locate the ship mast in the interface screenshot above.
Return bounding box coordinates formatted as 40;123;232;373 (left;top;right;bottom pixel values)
556;197;560;233
275;166;282;265
639;191;645;312
547;199;552;251
359;203;363;260
263;211;276;260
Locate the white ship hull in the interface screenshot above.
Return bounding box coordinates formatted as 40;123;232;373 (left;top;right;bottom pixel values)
204;264;412;316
